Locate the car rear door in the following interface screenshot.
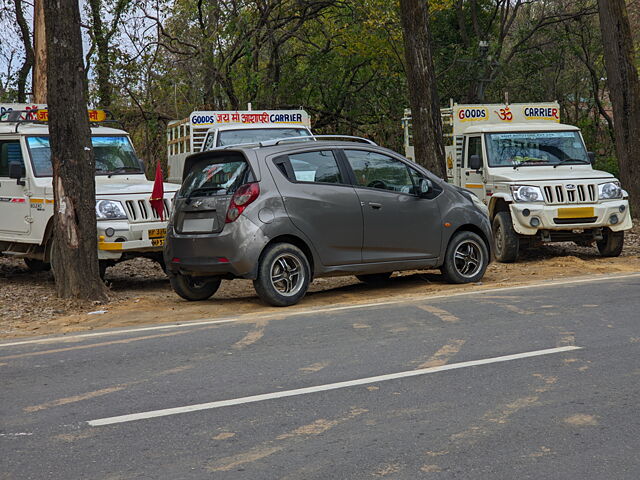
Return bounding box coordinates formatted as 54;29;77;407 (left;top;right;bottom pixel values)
341;149;442;262
268;149;363;266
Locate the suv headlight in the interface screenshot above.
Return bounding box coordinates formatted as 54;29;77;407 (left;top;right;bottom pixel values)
598;181;622;200
511;185;544;203
96;200;127;220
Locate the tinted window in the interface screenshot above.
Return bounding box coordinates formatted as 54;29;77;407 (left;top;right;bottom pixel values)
0;141;24;177
287;150;342;184
466;136;483;167
344;150;414;194
179;155;250;198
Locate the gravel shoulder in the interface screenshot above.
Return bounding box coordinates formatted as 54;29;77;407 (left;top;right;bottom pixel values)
1;225;639;339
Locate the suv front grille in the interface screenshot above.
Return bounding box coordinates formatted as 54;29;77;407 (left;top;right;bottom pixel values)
125;199;171;222
543;184;596;205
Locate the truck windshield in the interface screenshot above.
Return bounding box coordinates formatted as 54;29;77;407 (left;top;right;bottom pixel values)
214;128;310;148
27;136;143;177
179;157;251;198
485;131;589;167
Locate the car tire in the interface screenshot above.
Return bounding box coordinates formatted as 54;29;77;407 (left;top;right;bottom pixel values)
441;231;489;284
493;211;519;263
170;274;221;301
597;230;624;257
24;258;51;272
355;272;393;284
253;243;310;307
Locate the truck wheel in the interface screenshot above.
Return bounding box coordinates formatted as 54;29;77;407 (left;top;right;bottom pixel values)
441;231;489;284
170;274;221;301
356;272;393;284
493;211;519;263
24;258;51;272
253;243;310;307
597;230;624;257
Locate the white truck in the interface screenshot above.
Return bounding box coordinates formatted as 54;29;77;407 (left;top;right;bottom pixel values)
402;102;632;262
0;104;179;276
166;109;312;183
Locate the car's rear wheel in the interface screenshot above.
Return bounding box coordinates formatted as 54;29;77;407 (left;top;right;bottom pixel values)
441;231;489;284
254;243;310;307
493;211;519;263
355;272;393;284
597;230;624;257
170;274;221;301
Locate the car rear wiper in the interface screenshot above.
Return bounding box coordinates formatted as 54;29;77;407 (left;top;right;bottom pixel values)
186;186;226;203
553;158;591;168
107;166;143;177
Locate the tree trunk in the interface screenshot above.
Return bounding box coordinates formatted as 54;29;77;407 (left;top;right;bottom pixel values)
597;0;640;216
44;0;108;301
399;0;446;178
33;0;47;103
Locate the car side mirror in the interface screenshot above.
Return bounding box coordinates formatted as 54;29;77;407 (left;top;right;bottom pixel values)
418;178;433;197
587;152;596;165
9;162;26;186
469;154;482;171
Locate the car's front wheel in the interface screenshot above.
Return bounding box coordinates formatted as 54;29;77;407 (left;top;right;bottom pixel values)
441;231;489;284
254;243;310;307
597;230;624;257
493;211;519;263
170;274;221;301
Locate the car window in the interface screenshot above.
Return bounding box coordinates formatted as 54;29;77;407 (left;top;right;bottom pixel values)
287;150;343;184
0;141;24;177
344;150;414;194
466;136;483;167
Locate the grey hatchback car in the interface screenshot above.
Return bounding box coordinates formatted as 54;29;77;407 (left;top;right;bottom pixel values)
164;138;492;306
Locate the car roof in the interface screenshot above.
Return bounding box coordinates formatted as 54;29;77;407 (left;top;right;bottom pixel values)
463;122;580;134
0;123;130;136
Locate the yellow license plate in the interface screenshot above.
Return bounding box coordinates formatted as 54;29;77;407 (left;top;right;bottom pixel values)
151;238;165;247
149;228;166;239
557;207;595;219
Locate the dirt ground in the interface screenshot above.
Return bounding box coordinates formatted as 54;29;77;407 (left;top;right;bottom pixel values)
2;225;640;339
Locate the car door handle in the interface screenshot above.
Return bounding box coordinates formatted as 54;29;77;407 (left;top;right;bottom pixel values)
368;202;382;209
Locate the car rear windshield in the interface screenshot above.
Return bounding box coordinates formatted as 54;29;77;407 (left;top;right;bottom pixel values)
179;155;253;198
27;135;143;177
215;128;310;148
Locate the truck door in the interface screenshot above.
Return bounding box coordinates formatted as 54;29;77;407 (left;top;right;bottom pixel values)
0;140;30;234
463;135;486;201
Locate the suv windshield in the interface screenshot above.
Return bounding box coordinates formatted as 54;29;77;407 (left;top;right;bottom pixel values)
179;156;251;198
212;128;310;148
485;131;589;167
27;136;143;177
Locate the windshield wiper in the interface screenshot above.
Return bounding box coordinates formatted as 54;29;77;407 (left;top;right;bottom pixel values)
553;158;590;168
106;166;143;177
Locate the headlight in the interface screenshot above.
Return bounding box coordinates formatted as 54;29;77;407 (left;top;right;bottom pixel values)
598;182;622;200
511;185;544;203
96;200;127;220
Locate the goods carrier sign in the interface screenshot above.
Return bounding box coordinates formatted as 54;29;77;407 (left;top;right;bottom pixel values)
453;102;560;131
190;110;311;127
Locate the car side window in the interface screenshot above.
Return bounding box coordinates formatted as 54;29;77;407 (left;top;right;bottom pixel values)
466;136;483;167
286;150;343;184
0;141;24;177
344;149;414;194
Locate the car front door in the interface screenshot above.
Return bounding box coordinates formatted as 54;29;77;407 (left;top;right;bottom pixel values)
463;135;486;201
269;149;363;266
0;140;30;234
341;149;441;263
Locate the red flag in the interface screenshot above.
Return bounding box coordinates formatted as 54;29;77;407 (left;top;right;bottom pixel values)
150;162;165;221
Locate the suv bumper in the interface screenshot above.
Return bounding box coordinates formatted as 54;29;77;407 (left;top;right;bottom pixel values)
97;220;168;260
509;200;632;235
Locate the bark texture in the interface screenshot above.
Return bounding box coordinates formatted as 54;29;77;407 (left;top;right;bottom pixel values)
399;0;446;178
33;0;47;103
597;0;640;216
44;0;107;300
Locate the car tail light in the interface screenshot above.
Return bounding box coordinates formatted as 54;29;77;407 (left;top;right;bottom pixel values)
226;182;260;223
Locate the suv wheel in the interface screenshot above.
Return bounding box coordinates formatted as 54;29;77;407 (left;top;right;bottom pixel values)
597;230;624;257
254;243;310;307
356;272;393;284
441;231;489;284
170;274;221;301
493;211;519;263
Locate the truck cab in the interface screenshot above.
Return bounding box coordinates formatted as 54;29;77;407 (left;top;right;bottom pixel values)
403;102;632;262
166;109;312;183
0;104;179;274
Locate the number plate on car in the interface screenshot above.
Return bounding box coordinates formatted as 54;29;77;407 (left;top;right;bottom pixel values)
148;228;166;238
151;238;165;247
557;207;595;219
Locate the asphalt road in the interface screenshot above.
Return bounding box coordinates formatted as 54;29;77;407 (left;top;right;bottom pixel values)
2;273;640;479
